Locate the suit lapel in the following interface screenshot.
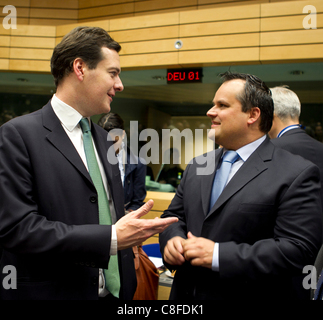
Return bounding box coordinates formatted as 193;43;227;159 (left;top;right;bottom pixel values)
43;102;124;220
206;138;273;219
42;102;92;184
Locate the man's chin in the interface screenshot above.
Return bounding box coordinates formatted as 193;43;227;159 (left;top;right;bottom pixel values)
207;128;216;142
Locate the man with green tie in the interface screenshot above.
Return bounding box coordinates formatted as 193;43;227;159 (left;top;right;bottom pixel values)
0;26;177;300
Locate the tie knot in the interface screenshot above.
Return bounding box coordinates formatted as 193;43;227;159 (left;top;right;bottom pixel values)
222;150;239;164
80;118;91;133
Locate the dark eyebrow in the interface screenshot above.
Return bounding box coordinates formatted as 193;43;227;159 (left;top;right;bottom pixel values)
109;67;121;74
216;99;229;105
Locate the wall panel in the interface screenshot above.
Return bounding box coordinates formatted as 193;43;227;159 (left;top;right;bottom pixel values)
0;58;9;69
0;25;56;72
179;47;260;65
77;0;306;22
179;18;260;37
0;0;321;73
260;0;323;63
0;0;78;26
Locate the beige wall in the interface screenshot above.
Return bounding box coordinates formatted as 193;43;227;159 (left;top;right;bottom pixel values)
78;0;309;22
0;0;310;26
0;0;322;73
0;0;78;26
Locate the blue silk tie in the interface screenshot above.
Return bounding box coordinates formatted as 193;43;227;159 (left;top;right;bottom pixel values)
209;150;239;211
79;118;120;298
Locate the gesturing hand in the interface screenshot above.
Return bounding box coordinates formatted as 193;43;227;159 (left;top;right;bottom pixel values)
115;200;178;251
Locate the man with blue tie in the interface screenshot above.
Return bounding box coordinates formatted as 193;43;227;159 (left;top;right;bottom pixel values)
0;26;177;300
159;72;323;300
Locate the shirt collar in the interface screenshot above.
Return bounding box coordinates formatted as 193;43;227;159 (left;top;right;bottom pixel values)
277;124;301;138
223;135;266;162
51;94;88;132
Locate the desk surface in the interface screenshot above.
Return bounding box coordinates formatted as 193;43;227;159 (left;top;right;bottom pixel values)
144;191;175;211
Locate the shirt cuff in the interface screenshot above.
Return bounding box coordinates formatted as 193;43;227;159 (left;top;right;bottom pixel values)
110;225;117;255
212;242;219;272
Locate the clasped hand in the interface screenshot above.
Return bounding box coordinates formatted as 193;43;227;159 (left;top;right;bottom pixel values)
115;199;178;251
163;232;215;269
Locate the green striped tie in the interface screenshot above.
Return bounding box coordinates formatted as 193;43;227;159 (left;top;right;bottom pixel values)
79;118;120;298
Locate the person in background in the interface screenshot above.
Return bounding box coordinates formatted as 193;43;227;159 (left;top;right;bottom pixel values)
315;123;323;142
157;148;184;189
99;112;159;300
269;86;323;298
98;113;147;212
159;72;322;300
269;85;323;214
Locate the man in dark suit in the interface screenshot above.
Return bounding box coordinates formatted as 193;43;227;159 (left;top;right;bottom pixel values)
98;112;147;212
269;85;323;212
159;72;322;300
0;26;177;300
269;86;323;298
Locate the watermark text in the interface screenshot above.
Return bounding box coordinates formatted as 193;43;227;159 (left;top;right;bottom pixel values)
303;5;317;30
2;5;17;29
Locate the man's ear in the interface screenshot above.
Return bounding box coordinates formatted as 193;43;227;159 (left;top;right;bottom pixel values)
247;107;261;125
73;58;85;82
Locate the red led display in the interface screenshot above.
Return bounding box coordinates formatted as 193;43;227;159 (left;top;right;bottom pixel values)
167;68;203;84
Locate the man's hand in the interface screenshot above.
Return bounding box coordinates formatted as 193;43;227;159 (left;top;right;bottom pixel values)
163;236;186;266
182;232;215;269
116;200;178;251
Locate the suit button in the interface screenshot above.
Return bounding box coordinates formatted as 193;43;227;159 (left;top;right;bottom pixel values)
92;276;98;286
90;196;97;203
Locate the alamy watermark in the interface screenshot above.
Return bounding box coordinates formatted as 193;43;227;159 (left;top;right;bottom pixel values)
0;264;320;291
2;5;17;29
2;265;17;290
107;123;216;176
303;5;317;29
303;265;321;290
0;5;319;33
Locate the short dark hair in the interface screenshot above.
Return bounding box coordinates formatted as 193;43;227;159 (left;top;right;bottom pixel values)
220;71;273;133
51;26;121;87
98;112;124;132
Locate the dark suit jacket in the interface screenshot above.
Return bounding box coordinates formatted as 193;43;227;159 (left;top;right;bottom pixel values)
123;148;146;211
0;102;136;300
159;138;322;300
271;127;323;212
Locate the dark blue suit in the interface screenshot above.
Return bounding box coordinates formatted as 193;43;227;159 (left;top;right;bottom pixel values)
123;148;146;211
0;102;137;300
271;127;323;218
160;138;322;300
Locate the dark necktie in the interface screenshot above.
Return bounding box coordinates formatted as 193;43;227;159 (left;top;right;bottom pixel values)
209;150;239;211
79;118;120;298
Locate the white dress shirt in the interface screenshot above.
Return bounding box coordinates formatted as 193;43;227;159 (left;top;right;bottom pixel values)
51;94;117;297
212;135;266;271
116;142;126;186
